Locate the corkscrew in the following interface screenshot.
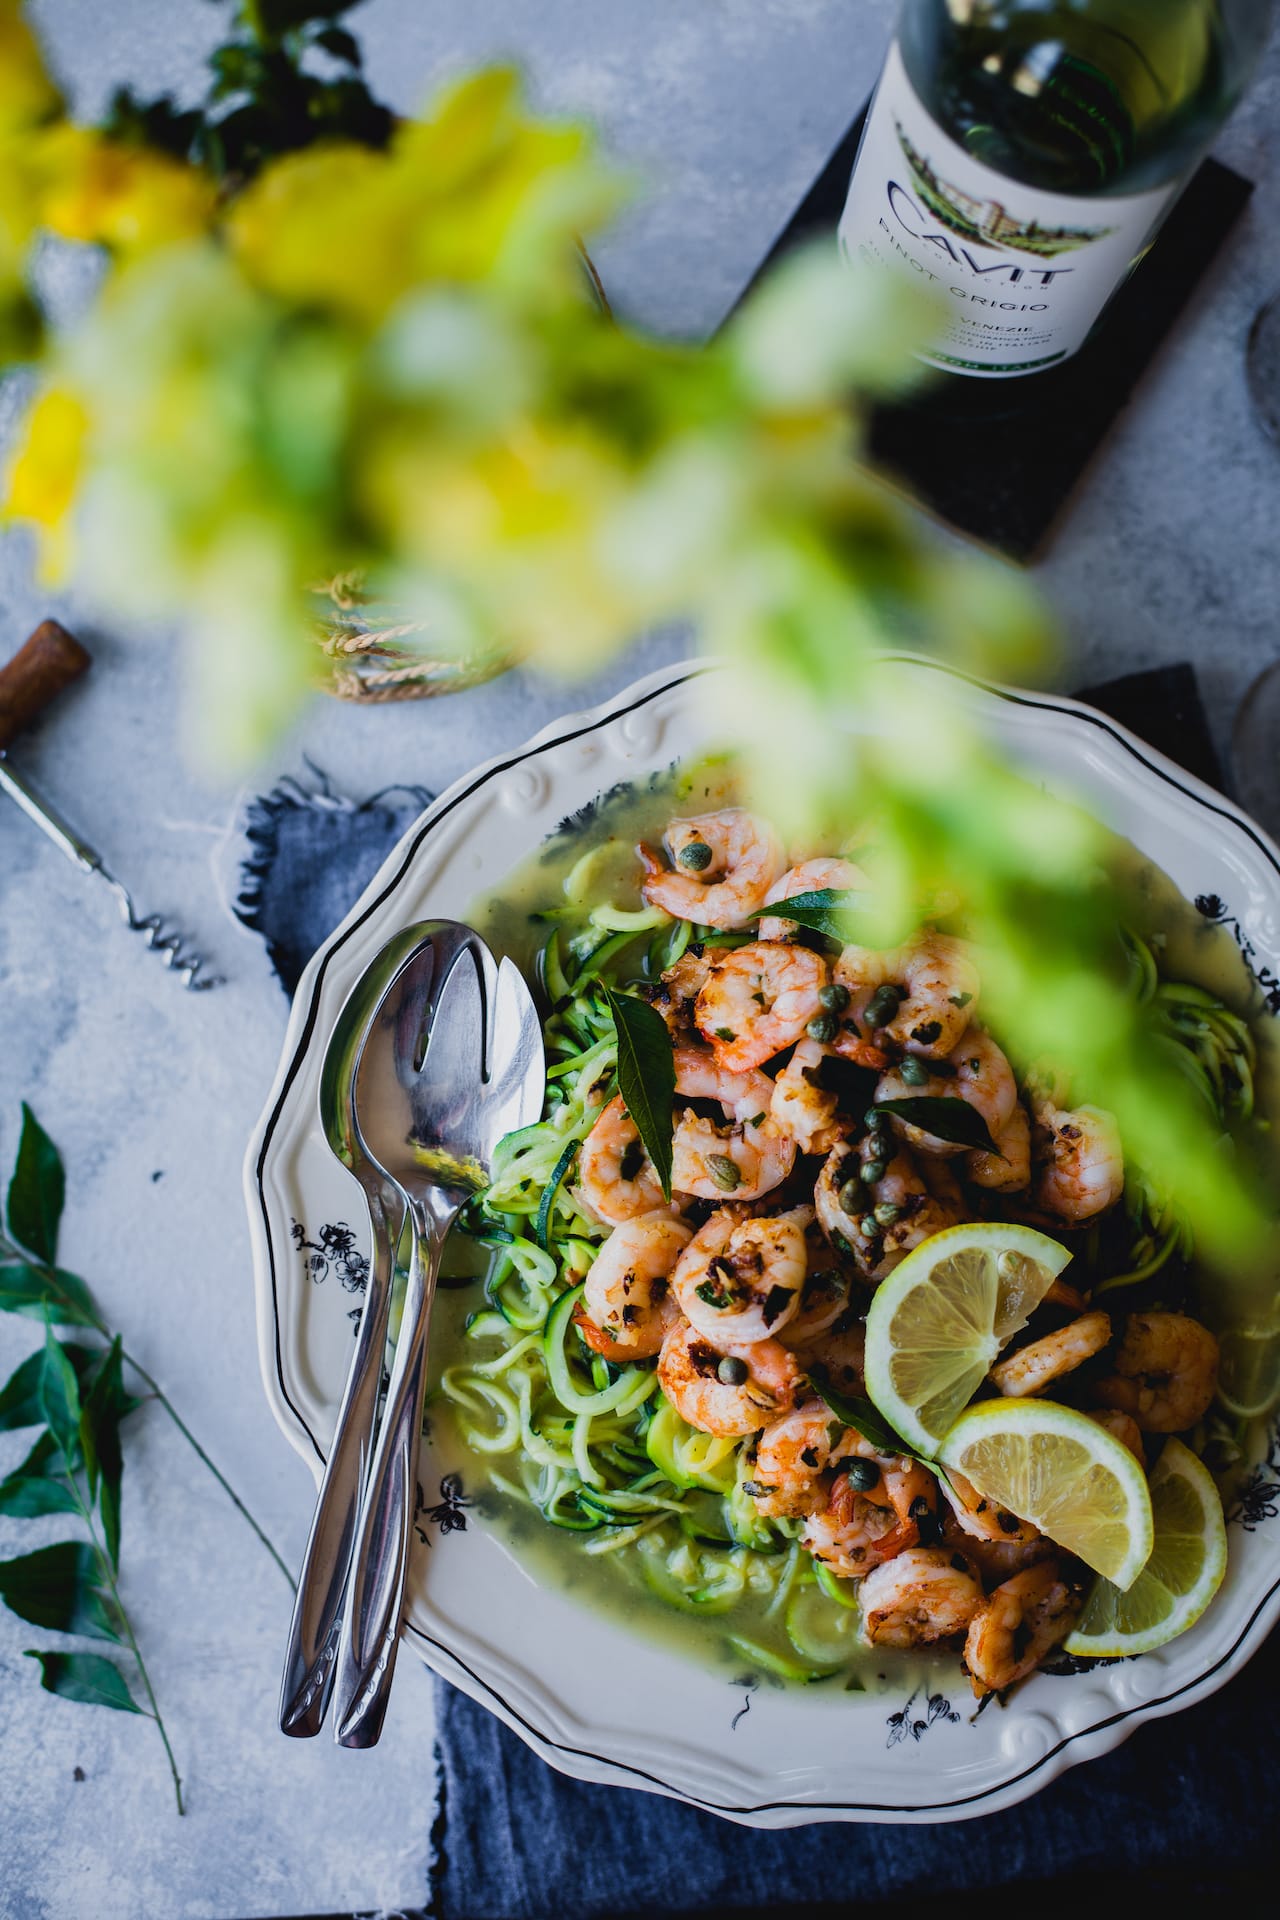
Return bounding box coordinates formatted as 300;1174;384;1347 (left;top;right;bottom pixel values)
0;620;222;990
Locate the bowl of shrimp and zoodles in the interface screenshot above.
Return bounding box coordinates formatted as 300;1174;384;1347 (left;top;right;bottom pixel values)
433;756;1274;1715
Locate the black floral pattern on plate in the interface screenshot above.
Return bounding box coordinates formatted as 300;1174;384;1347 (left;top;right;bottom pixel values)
886;1687;960;1747
291;1219;370;1293
414;1472;471;1546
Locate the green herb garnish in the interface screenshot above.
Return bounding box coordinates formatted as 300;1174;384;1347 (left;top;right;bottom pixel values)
603;987;675;1202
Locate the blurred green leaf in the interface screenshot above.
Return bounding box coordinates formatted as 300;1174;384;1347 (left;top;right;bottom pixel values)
7;1105;64;1265
25;1650;144;1714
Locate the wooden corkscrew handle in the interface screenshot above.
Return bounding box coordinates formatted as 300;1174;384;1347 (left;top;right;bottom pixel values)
0;619;91;753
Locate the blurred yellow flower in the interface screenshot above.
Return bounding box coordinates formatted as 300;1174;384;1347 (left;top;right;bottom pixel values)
0;1;62;133
4;384;87;578
37;124;214;252
227;68;620;321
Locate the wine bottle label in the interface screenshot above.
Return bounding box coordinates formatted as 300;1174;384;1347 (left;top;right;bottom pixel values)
838;42;1180;377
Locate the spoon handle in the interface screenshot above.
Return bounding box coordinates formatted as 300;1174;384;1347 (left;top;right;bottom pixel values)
278;1177;403;1737
332;1185;455;1747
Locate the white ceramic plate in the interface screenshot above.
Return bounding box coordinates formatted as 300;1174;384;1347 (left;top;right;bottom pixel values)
245;657;1280;1825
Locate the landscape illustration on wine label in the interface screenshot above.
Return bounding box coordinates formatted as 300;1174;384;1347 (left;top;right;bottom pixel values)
894;119;1115;256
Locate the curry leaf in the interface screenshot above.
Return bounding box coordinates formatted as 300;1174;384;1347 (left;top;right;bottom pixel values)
81;1339;127;1566
0;1543;120;1642
0;1346;92;1431
808;1368;924;1462
603;987;675;1202
40;1329;82;1460
0;1261;99;1328
0;1435;79;1518
872;1096;999;1156
25;1651;144;1715
750;888;873;942
7;1106;65;1265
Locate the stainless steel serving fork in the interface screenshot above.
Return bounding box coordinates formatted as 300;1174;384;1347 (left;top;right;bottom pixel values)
330;925;544;1746
278;923;439;1738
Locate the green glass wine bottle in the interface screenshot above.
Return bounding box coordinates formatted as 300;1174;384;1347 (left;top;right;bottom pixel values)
839;0;1273;378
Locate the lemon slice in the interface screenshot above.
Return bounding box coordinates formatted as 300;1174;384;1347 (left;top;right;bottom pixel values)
939;1398;1154;1590
1064;1438;1228;1656
863;1223;1073;1456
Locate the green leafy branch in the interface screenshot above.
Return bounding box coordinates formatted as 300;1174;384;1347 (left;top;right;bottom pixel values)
104;0;393;187
0;1105;295;1811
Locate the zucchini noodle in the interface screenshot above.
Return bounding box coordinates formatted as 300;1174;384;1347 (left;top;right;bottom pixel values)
1101;933;1259;1298
437;895;850;1675
435;889;1268;1681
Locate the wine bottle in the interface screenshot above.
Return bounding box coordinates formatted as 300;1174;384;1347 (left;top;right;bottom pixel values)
839;1;1273;379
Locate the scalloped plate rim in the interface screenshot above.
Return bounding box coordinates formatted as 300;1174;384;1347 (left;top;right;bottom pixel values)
244;652;1280;1825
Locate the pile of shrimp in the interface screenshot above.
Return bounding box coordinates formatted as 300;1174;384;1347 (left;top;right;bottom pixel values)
570;809;1223;1696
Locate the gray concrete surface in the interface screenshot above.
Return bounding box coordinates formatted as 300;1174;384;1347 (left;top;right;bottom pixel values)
0;3;1276;1916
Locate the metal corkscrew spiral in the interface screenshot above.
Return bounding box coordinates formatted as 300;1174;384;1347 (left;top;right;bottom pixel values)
0;619;223;991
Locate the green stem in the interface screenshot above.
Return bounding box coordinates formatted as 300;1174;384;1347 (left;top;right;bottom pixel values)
60;1448;184;1815
119;1347;296;1594
0;1238;297;1593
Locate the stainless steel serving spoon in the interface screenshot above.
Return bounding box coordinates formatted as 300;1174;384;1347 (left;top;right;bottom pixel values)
331;924;544;1747
279;922;443;1738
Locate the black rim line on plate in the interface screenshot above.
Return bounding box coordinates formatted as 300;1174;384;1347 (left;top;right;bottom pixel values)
255;656;1280;1817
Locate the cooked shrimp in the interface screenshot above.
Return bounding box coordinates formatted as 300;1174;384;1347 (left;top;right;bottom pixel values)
673;1207;809;1344
801;1438;937;1576
749;1397;855;1518
672;1047;774;1123
938;1469;1040;1546
1093;1311;1219;1433
578;1213;692;1359
963;1560;1082;1697
578;1095;675;1226
638;810;783;931
670;1110;796;1203
988;1310;1112;1398
860;1547;985;1648
1089;1408;1146;1465
787;1314;867;1398
815;1135;965;1283
695;941;829;1073
939;1512;1056;1588
1031;1099;1123;1222
876;1028;1018;1158
781;1243;852;1346
758;857;869;943
657;1317;800;1437
967;1102;1031;1193
836;932;980;1057
647;946;724;1038
770;1038;850;1155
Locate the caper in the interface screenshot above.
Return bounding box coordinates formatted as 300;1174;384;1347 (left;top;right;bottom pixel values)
863;1106;885;1130
845;1458;879;1493
898;1056;929;1086
859;1214;879;1238
838;1178;863;1216
677;839;713;872
818;983;851;1013
707;1153;741;1192
874;1201;903;1226
717;1355;749;1386
860;1159;885;1185
806;1013;838;1043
